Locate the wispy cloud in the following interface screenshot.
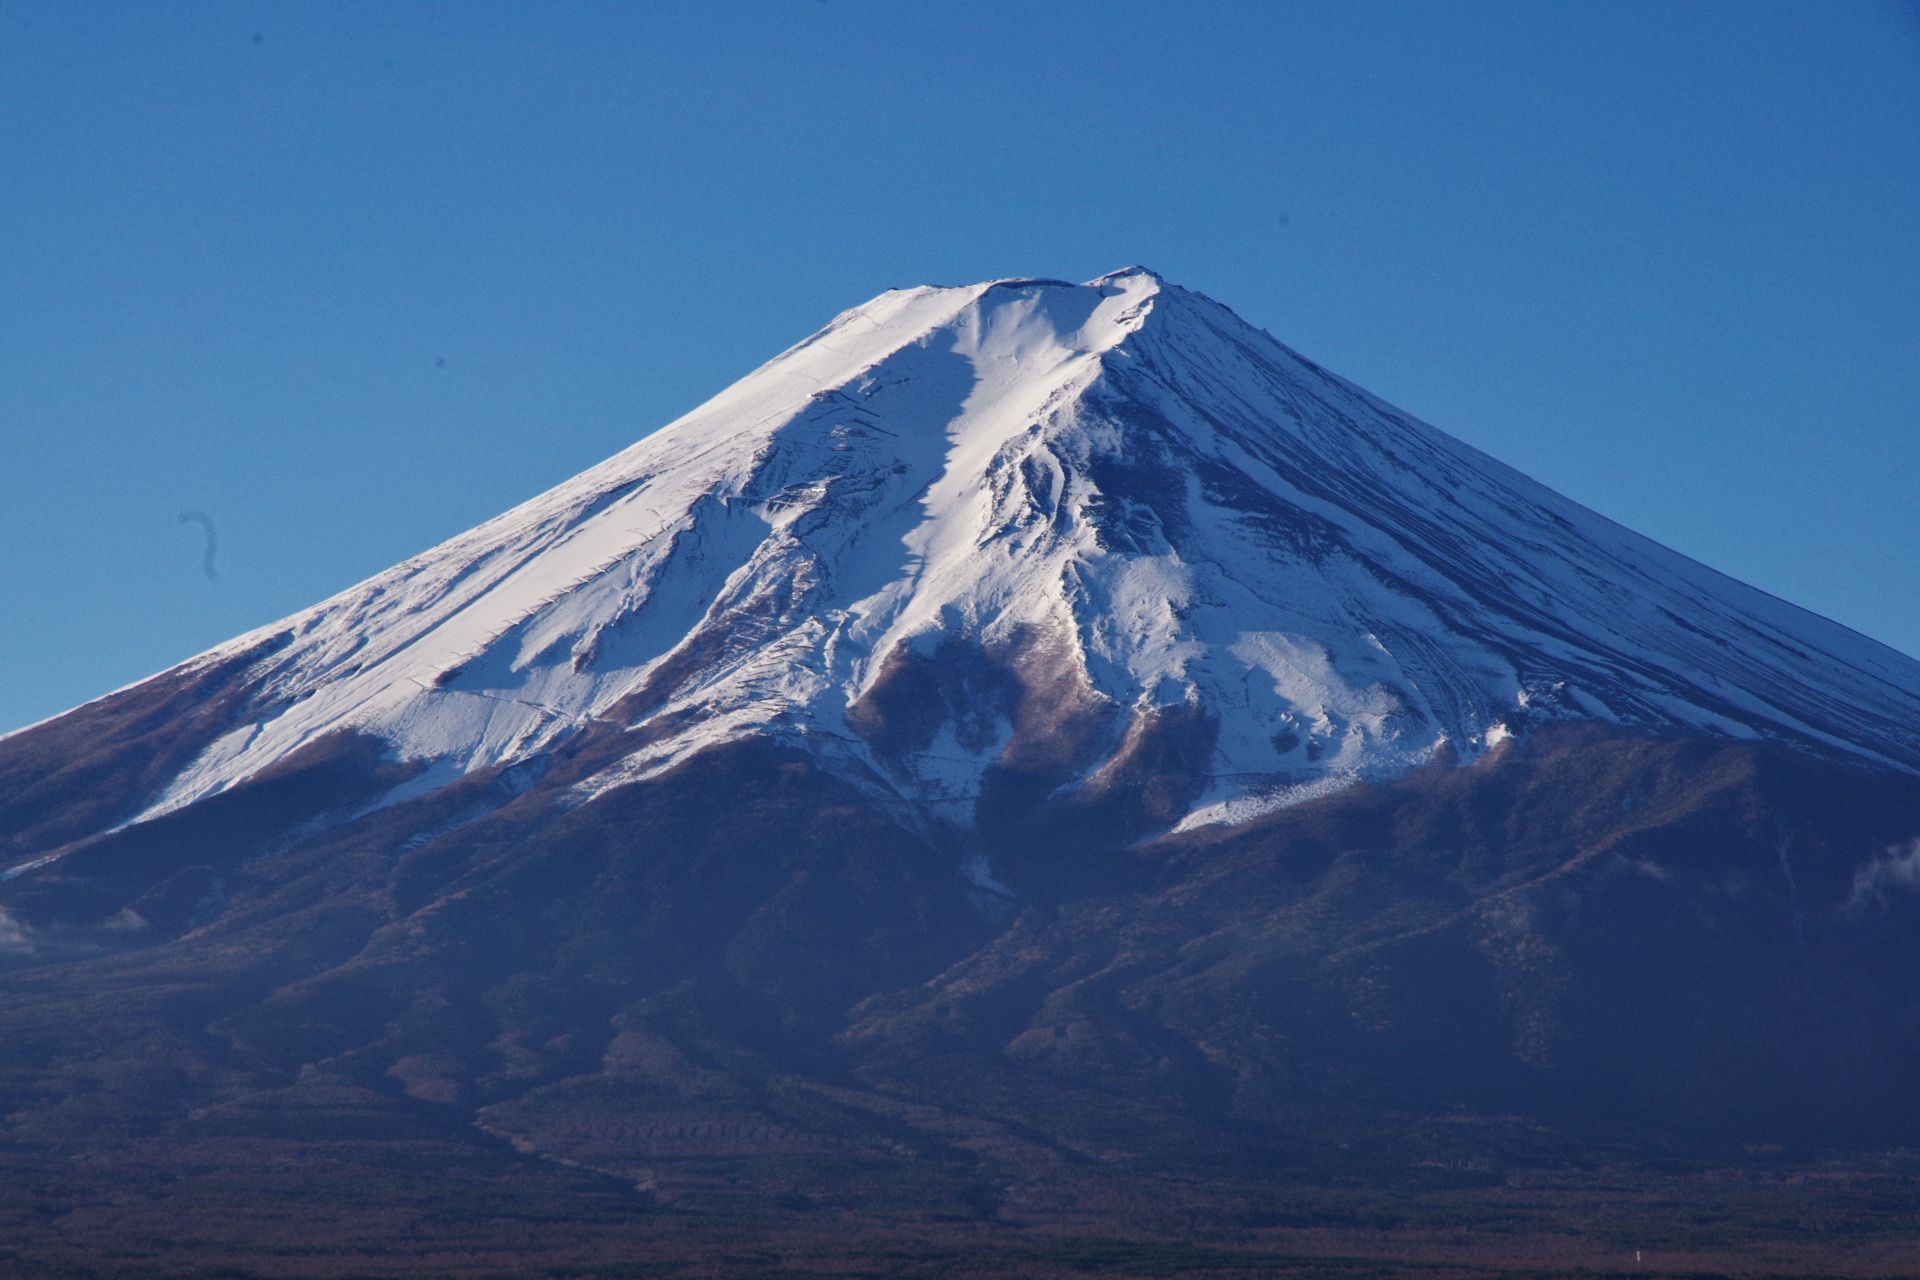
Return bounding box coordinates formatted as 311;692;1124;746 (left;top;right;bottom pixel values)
1847;838;1920;911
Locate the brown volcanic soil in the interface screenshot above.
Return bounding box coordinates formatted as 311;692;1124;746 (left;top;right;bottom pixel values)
5;723;1920;1274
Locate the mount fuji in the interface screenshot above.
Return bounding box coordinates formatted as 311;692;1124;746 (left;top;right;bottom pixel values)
5;270;1920;1235
14;267;1920;865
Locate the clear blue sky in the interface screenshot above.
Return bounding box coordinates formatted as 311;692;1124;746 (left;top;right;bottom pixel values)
4;1;1919;732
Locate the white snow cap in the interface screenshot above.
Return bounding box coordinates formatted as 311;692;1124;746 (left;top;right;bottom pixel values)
117;267;1920;831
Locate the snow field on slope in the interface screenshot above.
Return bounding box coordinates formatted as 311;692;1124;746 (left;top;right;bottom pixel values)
106;268;1920;845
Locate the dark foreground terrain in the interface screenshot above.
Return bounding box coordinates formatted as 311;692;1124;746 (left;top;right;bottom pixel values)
5;1132;1920;1279
8;716;1920;1277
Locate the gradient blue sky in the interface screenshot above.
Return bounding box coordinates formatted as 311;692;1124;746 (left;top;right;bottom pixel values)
4;1;1919;732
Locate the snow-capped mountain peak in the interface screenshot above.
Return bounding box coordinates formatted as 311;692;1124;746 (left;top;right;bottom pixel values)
53;268;1920;843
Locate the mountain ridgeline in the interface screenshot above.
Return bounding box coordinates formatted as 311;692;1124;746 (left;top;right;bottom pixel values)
5;270;1920;1225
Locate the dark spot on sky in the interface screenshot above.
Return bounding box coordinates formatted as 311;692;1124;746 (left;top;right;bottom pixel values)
434;356;446;368
251;32;263;44
177;512;219;582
